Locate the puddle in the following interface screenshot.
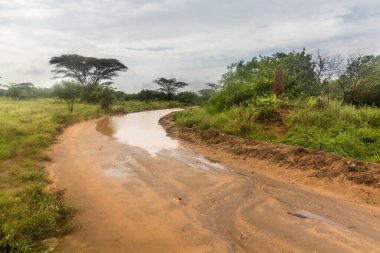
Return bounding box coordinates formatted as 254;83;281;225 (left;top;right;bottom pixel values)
288;210;345;230
160;149;226;171
96;109;227;173
97;109;181;156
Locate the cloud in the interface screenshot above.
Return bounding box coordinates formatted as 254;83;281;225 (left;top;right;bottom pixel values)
0;0;379;92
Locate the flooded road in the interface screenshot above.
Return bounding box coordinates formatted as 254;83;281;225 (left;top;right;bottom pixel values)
48;109;380;253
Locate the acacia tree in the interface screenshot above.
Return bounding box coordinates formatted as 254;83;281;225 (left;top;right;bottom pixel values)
49;54;127;101
52;81;81;112
153;77;189;100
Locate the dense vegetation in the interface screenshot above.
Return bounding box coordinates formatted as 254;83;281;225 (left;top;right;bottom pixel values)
174;49;380;162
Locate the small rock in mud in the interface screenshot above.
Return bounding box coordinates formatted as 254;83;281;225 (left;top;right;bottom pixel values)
176;197;187;205
348;164;358;172
240;233;249;239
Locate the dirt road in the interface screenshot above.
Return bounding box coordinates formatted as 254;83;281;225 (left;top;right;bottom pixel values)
47;109;380;252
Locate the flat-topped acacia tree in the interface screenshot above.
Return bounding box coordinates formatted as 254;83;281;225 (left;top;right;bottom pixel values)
153;77;189;100
49;54;128;101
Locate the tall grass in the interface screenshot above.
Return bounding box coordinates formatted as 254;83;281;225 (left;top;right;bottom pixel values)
174;98;380;162
0;99;102;252
284;100;380;162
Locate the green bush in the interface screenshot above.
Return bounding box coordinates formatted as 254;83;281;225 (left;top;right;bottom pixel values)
0;185;72;253
284;101;380;161
252;95;283;120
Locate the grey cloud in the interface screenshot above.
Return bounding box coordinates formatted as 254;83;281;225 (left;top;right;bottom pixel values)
0;0;379;92
124;46;174;52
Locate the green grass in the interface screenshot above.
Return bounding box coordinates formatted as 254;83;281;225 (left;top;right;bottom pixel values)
0;98;180;252
284;100;380;162
174;99;380;163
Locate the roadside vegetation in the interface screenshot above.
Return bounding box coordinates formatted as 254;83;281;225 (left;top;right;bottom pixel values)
174;50;380;163
0;97;183;252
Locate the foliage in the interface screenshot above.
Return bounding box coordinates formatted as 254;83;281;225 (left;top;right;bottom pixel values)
111;100;181;114
96;86;115;112
174;107;267;139
135;89;166;101
175;91;199;105
210;49;318;111
284;100;380;161
0;185;72;253
49;54;128;102
52;81;81;112
4;83;51;100
337;54;380;105
174;99;380;163
49;54;128;87
252;95;283;120
0;98;183;252
153;77;189;100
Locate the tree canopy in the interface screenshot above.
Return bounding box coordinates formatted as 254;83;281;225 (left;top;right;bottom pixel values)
52;81;81;112
153;77;189;100
49;54;128;88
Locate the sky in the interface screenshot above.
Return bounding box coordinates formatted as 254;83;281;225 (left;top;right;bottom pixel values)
0;0;379;93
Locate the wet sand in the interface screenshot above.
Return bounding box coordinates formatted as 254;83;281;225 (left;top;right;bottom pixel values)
47;109;380;252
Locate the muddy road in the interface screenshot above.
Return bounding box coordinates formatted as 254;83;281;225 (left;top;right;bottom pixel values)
47;109;380;253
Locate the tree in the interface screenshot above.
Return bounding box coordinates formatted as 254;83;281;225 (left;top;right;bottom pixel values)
313;51;344;101
176;91;199;104
338;54;380;104
6;83;36;99
136;89;166;101
49;54;128;102
206;83;221;91
153;77;189;100
52;81;81;112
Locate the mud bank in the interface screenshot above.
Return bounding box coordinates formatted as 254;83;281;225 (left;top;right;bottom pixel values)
160;113;380;201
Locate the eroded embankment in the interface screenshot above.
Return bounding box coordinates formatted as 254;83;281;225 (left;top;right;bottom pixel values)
160;114;380;189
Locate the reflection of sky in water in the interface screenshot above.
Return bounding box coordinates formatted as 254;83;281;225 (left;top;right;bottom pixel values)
159;149;225;171
111;109;181;156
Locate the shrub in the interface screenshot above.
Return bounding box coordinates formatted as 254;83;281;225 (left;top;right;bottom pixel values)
0;185;72;253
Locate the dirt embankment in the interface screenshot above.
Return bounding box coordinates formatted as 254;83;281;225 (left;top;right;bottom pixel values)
160;114;380;189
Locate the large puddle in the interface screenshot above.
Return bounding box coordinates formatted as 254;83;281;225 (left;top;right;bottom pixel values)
97;109;181;156
96;108;226;173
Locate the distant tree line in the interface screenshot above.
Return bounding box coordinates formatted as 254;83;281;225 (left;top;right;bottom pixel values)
0;54;208;112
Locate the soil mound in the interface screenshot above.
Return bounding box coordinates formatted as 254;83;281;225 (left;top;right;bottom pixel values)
160;114;380;188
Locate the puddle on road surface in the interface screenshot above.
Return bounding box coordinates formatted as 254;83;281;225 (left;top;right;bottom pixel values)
96;109;227;173
160;149;226;171
97;109;181;156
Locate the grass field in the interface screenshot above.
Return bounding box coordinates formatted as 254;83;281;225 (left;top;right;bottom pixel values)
0;98;180;253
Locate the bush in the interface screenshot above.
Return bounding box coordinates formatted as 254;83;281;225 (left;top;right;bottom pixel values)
284;101;380;161
0;185;72;253
252;95;283;120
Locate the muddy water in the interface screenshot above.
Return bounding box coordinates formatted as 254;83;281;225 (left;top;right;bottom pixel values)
48;109;380;253
108;109;181;156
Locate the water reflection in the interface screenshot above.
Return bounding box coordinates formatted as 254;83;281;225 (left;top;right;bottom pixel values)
105;109;181;156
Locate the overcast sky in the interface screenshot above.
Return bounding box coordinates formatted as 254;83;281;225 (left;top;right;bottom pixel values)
0;0;379;93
